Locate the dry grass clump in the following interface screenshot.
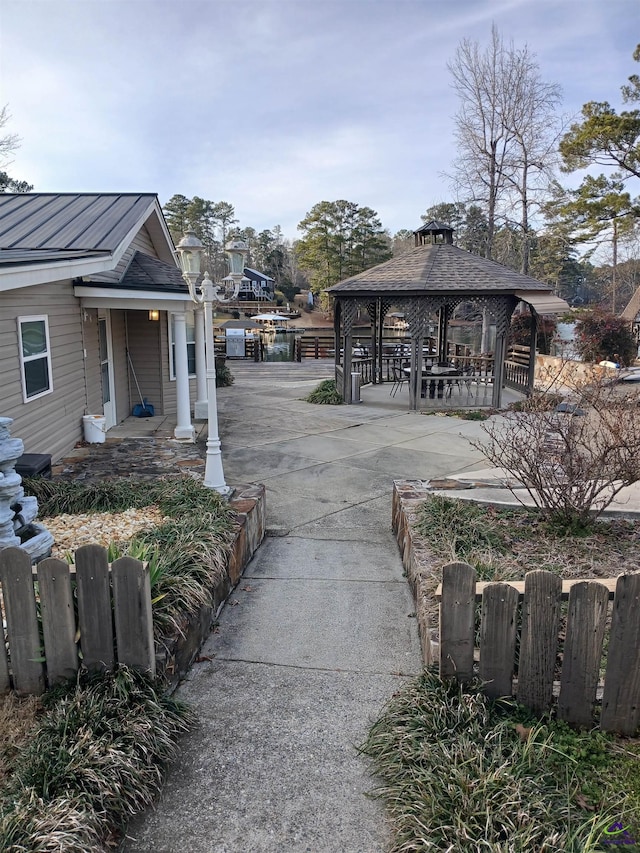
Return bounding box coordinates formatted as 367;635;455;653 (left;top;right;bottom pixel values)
0;695;42;788
415;494;640;584
0;667;194;852
412;494;640;669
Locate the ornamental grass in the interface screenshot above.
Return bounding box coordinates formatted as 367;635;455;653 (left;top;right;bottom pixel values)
0;667;194;853
362;672;640;852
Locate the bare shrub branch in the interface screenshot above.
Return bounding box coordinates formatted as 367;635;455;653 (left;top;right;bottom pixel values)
472;365;640;526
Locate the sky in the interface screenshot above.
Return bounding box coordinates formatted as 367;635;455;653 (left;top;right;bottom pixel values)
0;0;638;242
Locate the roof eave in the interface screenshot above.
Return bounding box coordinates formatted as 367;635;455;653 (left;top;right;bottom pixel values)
0;252;117;292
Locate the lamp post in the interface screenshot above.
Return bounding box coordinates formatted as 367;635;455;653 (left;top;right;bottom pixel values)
176;228;246;495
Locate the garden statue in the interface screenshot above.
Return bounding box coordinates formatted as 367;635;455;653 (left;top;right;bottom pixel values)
0;416;53;561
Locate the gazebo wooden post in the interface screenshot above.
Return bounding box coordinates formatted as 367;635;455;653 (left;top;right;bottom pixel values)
492;297;517;408
527;305;537;394
492;332;506;408
377;298;385;384
333;299;342;394
409;334;421;410
368;301;378;385
343;302;354;403
438;304;450;362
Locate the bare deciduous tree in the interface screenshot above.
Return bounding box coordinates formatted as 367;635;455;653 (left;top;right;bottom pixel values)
448;26;562;273
0;105;32;193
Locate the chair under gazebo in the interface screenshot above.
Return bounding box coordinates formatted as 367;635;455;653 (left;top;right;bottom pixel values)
327;221;569;410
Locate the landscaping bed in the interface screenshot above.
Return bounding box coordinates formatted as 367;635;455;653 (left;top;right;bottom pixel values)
380;486;640;852
0;476;265;851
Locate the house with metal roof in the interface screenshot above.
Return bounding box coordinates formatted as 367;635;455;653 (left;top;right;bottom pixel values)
0;193;203;461
328;221;570;408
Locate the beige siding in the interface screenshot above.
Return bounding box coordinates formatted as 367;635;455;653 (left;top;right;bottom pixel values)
95;225;160;283
125;310;163;413
0;281;88;461
110;310;130;423
83;309;102;416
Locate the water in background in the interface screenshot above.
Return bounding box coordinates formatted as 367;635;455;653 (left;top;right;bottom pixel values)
447;323;496;353
553;322;578;359
264;323;498;362
264;332;296;362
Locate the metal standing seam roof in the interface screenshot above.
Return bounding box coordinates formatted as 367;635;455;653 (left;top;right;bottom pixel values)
328;243;556;296
0;193;158;251
0;247;109;266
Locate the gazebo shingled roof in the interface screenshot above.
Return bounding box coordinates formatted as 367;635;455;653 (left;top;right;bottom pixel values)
328;242;554;296
327;222;569;409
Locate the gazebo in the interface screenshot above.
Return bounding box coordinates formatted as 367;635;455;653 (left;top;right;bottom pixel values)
328;221;569;409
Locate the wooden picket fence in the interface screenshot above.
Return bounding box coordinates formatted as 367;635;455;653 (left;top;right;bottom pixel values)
438;563;640;735
0;544;155;695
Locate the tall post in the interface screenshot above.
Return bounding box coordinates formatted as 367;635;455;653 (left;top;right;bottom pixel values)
201;280;230;494
481;306;491;353
172;311;195;441
193;306;207;420
177;229;246;495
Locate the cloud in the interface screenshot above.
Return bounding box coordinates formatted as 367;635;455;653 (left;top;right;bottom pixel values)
1;0;635;239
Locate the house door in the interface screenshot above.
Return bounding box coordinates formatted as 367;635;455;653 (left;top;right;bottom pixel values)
98;312;116;429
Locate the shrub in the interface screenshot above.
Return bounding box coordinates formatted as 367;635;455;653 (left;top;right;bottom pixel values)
474;368;640;527
215;362;234;387
362;671;638;852
304;379;343;405
25;478;235;641
574;310;636;366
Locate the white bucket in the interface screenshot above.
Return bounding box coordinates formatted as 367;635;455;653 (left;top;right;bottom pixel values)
82;414;107;443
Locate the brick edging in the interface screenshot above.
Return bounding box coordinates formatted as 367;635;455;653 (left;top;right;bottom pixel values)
158;483;266;689
392;481;433;666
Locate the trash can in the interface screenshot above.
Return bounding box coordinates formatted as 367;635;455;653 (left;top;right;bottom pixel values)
351;372;362;404
82;415;106;443
15;453;52;479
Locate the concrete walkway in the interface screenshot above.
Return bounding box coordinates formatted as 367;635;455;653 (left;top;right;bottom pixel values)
121;361;497;853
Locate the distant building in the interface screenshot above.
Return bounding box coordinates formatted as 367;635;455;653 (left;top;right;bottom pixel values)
239;268;275;301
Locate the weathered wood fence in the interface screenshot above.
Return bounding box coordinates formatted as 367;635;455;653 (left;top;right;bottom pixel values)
439;562;640;735
0;544;155;695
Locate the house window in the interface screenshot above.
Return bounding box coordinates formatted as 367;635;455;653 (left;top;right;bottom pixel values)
169;314;196;379
18;315;53;402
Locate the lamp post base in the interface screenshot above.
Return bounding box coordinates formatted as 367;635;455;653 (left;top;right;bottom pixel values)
194;401;208;420
203;438;233;495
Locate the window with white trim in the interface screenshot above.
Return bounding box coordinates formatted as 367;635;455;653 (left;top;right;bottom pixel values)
18;315;53;402
169;314;196;379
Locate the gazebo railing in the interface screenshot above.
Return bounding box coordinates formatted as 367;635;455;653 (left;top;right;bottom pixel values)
504;345;532;394
351;358;373;386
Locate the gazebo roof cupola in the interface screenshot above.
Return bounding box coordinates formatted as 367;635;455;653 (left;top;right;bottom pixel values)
414;220;454;246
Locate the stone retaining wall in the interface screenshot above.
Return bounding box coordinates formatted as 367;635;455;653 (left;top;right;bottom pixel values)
158;483;266;689
392;480;434;666
534;355;613;391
